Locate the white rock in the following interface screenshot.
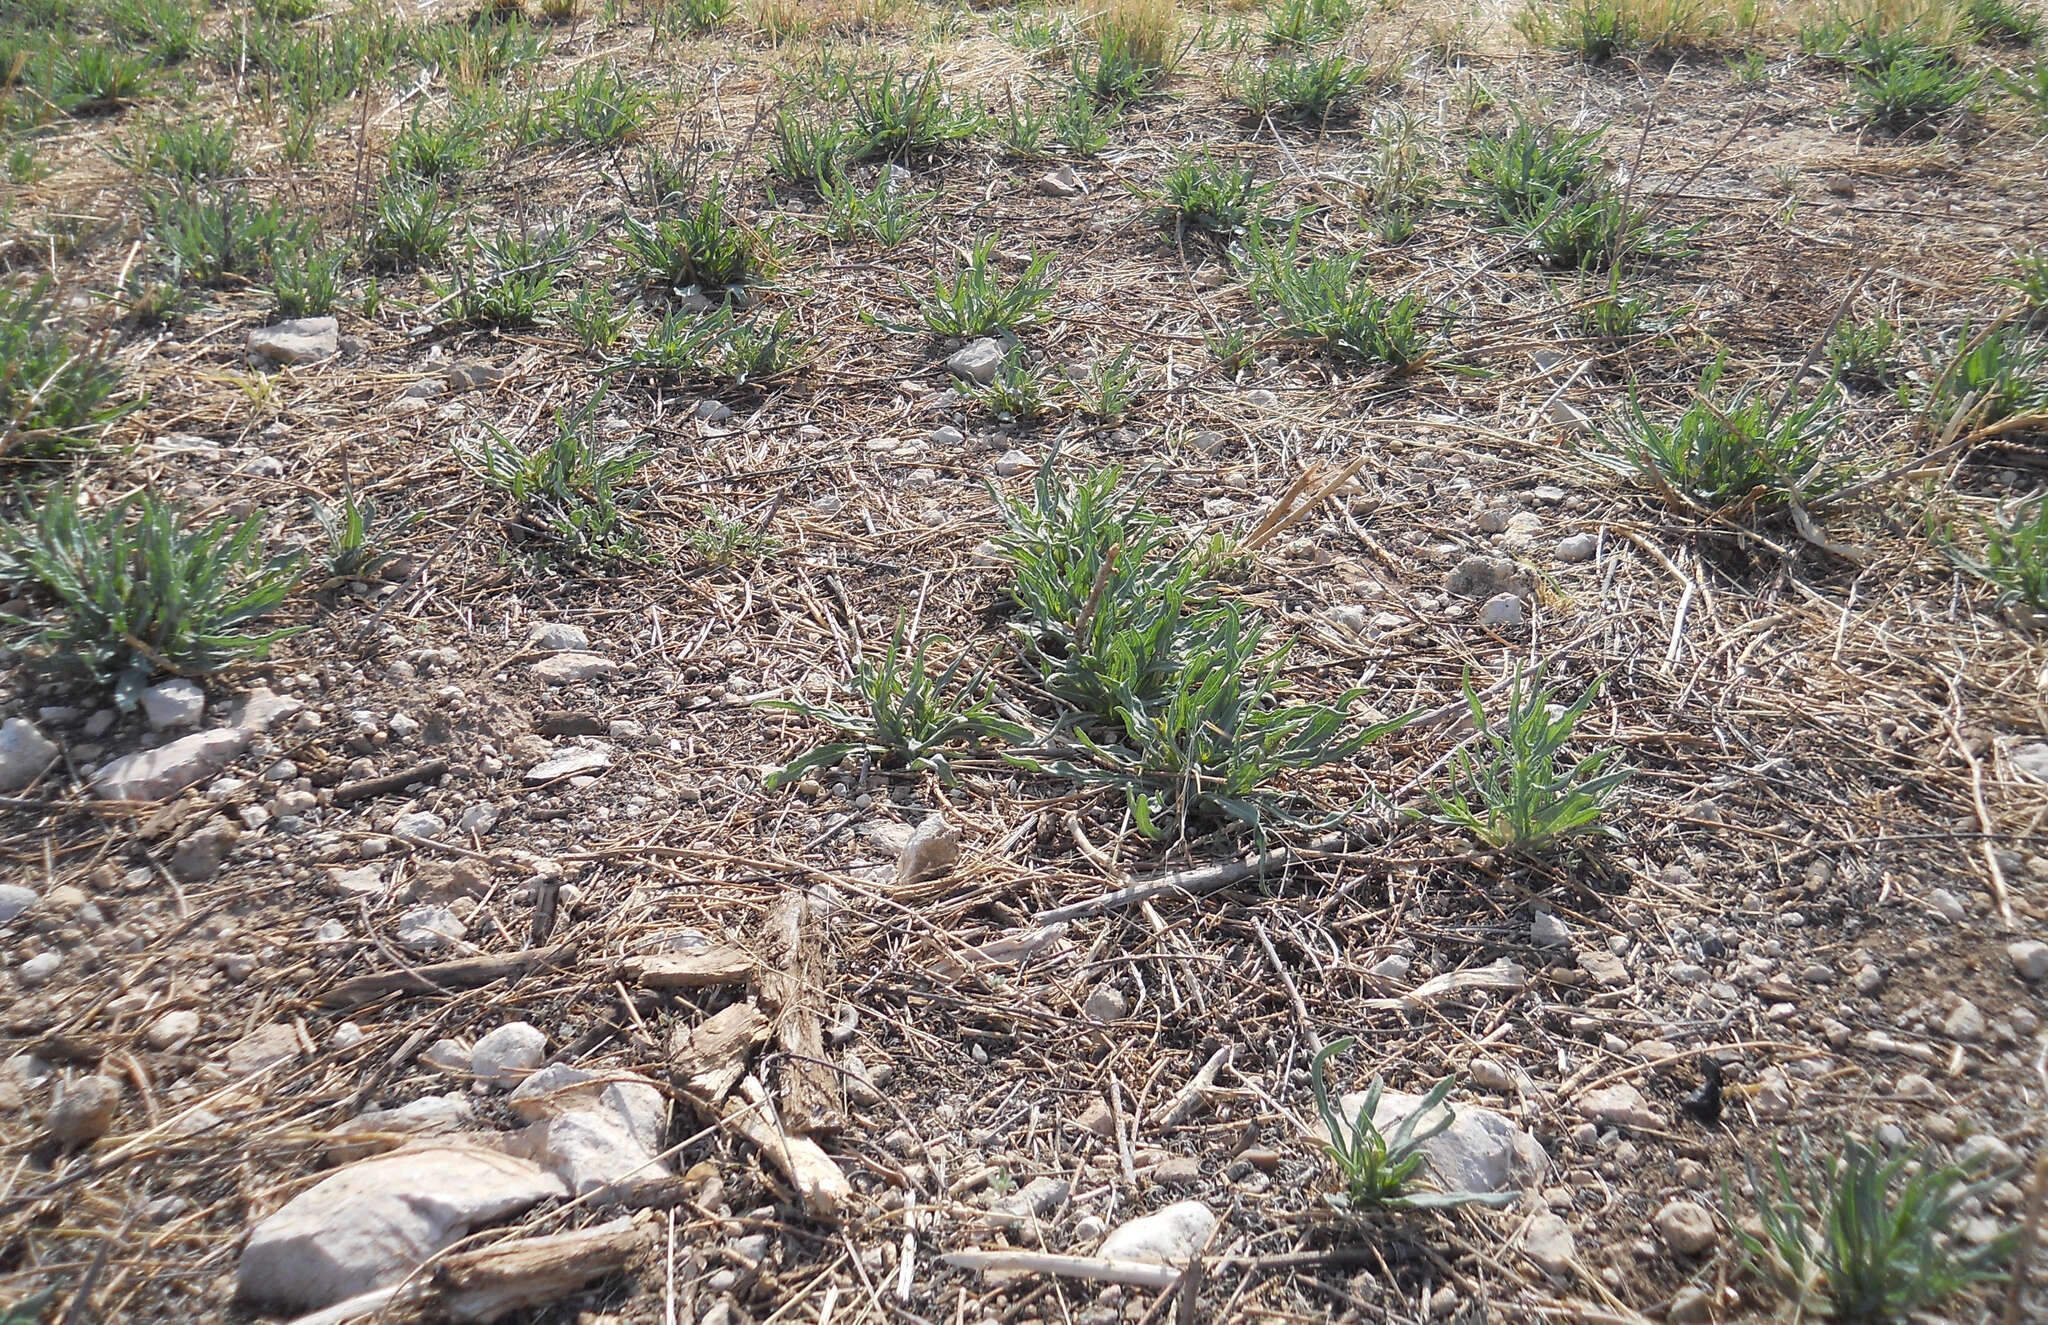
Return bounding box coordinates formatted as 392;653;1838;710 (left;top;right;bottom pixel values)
1531;912;1571;947
1468;1057;1514;1092
1083;986;1129;1024
327;1094;476;1162
139;679;205;730
472;1022;547;1088
1369;953;1411;981
1352;1089;1548;1194
1477;592;1525;628
329;865;385;897
1328;604;1370;635
1555;533;1597;563
145;1009;200;1051
946;338;1006;385
395;905;465;952
896;814;959;885
226;1023;303;1076
526;622;589;653
246;316;340;366
2007;940;2048;982
531;652;617;685
1943;999;1985;1043
1653;1199;1716;1255
420;1038;471;1075
693;399;733;423
0;883;37;924
170;820;239;882
526;746;613;783
0;719;60;791
1097;1200;1216;1264
235;687;305;733
456;803;500;835
46;1074;121;1143
19;951;62;985
235;1146;567;1310
1519;1211;1575;1278
518;1103;669;1202
995;448;1032;477
93;728;249;801
1928;888;1968;923
331;1022;366;1049
2012;742;2048;783
390;810;448;840
929;425;964;446
1577;1083;1663;1130
1037;164;1086;197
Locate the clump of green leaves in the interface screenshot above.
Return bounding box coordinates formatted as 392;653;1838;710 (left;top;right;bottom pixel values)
311;489;411;584
0;485;303;710
365;179;455;270
1145;152;1272;239
118;117;236;181
1427;665;1629;853
1310;1041;1518;1211
1827;315;1897;385
616;187;769;294
1945;494;2048;612
1;279;135;460
762;622;1028;787
1998;248;2048;324
562;285;629;353
1966;0;2042;44
1924;321;2048;431
1462;115;1686;269
1036;602;1398;843
817;170;930;246
1732;1137;2013;1321
1851;47;1982;130
1263;0;1355;47
906;235;1055;338
437;220;584;326
968;352;1059;422
1082;346;1141;419
849;63;985;157
1232;49;1375;122
458;390;650;560
540;63;650;145
270;241;344;318
1236;228;1443;371
623;306;804;385
1591;364;1849;512
148;187;308;286
683;500;775;566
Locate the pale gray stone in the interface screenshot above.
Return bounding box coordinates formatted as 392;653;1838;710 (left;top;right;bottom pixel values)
896;814;959;885
1519;1212;1575;1277
471;1022;546;1088
1097;1200;1216;1264
235;1146;567;1310
0;718;59;791
946;338;1006;385
1351;1088;1548;1194
247;316;339;365
531;652;617;685
93;728;249;801
145;1008;200;1051
1653;1199;1716;1255
526;622;589;653
140;679;205;730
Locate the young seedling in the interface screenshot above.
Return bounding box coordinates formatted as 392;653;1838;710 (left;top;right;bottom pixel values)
905;234;1054;338
762;622;1028;787
1426;665;1629;853
310;490;413;585
458;389;650;560
1144;152;1272;239
1731;1137;2014;1321
1310;1040;1518;1210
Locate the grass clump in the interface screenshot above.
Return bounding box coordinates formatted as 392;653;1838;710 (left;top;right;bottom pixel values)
459;390;650;561
763;622;1028;788
311;489;411;585
1732;1137;2013;1321
540;63;650;145
1461;115;1688;269
1145;153;1272;239
1263;0;1356;48
1592;364;1849;513
437;220;584;327
1944;494;2048;613
1311;1042;1518;1211
1925;322;2048;432
1232;50;1376;124
1514;0;1738;61
616;187;769;294
118;118;236;181
148;187;308;286
1237;229;1442;371
0;485;302;710
624;306;804;386
1427;665;1629;853
365;179;456;270
1851;46;1982;129
817;171;930;246
907;235;1054;338
849;63;985;158
1827;315;1898;385
1;280;135;461
1081;0;1185;99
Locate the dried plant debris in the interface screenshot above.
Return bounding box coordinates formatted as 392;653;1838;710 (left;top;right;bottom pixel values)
2;0;2048;1322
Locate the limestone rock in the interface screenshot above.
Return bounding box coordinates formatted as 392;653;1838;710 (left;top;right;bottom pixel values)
0;718;59;792
140;679;205;730
93;728;249;801
46;1074;121;1144
1577;1083;1663;1131
945;338;1005;386
1353;1089;1548;1194
170;820;240;883
471;1022;546;1088
1097;1200;1216;1264
247;316;339;365
145;1008;200;1051
1519;1211;1575;1278
895;814;959;886
531;652;618;685
1654;1199;1717;1256
235;1146;567;1311
226;1023;303;1077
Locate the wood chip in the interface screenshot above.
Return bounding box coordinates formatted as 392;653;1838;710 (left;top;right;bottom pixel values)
621;945;757;989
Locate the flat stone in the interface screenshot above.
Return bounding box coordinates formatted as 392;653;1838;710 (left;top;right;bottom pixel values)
140;679;205;730
445;362;506;392
1083;986;1129;1024
1578;950;1628;987
396;904;466;951
1532;912;1572;947
0;884;37;924
1477;592;1525;628
1653;1199;1716;1255
170;820;239;882
1943;1000;1986;1043
46;1074;121;1144
18;951;61;985
226;1023;303;1077
896;815;959;886
235;687;305;733
1555;533;1597;563
145;1009;200;1051
2009;941;2048;982
1037;164;1086;197
235;1145;568;1311
1519;1211;1575;1278
526;622;589;653
2012;743;2048;783
525;746;613;783
1577;1083;1662;1130
945;338;1006;385
1097;1200;1215;1264
472;1022;546;1088
93;728;249;801
1668;1286;1714;1323
1350;1088;1549;1194
246;316;339;366
995;448;1032;477
531;652;617;685
0;718;60;791
327;1094;476;1163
